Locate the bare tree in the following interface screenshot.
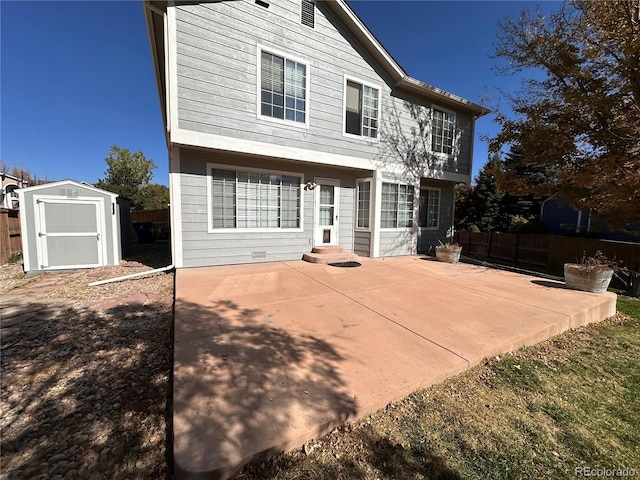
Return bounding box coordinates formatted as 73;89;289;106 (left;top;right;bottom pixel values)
490;0;640;227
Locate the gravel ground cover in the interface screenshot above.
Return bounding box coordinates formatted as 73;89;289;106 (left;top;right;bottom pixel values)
1;244;175;480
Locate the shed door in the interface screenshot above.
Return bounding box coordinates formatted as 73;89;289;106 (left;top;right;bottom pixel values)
35;197;105;270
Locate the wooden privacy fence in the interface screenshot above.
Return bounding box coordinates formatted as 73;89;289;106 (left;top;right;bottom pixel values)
130;208;169;224
454;231;640;276
0;208;22;264
130;208;170;241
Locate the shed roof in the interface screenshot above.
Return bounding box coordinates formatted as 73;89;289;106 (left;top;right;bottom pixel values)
17;179;119;198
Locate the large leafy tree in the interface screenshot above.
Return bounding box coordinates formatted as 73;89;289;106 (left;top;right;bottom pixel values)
96;145;158;210
490;0;640;227
139;183;170;210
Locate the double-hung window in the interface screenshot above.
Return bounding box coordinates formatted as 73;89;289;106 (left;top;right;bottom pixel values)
356;179;371;229
431;108;455;155
345;79;379;138
420;188;440;229
260;49;307;124
209;166;302;230
381;182;414;228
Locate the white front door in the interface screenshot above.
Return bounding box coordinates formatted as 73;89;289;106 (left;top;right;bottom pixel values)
34;197;105;270
314;178;340;246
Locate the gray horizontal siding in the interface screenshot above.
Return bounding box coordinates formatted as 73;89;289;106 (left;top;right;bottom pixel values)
179;167;312;267
178;148;362;267
354;230;371;257
379;229;416;257
173;1;474;178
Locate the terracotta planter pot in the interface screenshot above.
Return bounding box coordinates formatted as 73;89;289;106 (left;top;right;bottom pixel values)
435;247;462;264
564;263;613;293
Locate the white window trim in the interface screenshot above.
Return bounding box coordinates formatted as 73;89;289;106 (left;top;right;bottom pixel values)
430;104;457;158
206;162;304;233
355;178;373;232
342;74;381;142
380;181;415;231
256;44;310;129
420;187;441;231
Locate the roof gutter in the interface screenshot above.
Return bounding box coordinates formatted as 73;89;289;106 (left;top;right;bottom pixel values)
395;77;489;117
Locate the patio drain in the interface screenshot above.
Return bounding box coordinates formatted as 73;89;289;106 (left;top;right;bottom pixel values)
328;261;361;268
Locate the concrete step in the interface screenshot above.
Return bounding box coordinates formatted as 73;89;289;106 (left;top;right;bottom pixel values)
311;246;344;254
302;251;359;264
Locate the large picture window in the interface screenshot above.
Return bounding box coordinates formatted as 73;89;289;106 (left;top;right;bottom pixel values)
345;79;379;138
210;167;301;230
260;50;307;124
432;108;455;155
381;182;414;228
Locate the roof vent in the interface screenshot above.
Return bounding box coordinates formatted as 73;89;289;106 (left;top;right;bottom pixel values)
301;0;315;28
255;0;269;8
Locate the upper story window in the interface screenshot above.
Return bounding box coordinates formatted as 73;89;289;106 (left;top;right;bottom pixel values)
301;0;315;28
259;49;308;125
431;108;455;155
381;182;414;228
344;79;379;139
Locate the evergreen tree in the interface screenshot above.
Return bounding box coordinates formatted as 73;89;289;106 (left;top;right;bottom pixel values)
453;183;473;230
468;154;509;232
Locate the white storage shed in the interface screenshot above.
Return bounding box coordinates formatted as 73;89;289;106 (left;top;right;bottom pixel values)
18;180;127;273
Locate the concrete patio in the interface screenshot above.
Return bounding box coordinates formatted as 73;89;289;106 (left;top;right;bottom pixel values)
173;256;617;480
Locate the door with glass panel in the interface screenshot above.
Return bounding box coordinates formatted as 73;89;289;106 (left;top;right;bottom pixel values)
314;178;340;246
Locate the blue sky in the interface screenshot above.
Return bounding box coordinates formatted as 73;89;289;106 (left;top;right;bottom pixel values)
1;0;559;187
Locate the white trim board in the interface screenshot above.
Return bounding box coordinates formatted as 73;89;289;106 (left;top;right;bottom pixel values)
172;128;471;184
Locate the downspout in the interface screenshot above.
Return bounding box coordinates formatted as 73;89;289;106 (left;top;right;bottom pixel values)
89;264;174;287
576;210;582;233
450;185;456;243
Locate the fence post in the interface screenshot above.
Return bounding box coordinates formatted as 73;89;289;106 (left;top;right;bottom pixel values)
0;209;9;264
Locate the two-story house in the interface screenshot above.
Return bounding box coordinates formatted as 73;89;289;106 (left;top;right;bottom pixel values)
144;0;487;268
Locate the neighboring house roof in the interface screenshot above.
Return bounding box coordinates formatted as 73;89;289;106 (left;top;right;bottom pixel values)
17;179;119;198
144;0;488;139
1;172;29;187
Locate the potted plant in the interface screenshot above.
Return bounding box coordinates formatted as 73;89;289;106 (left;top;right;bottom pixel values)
435;241;462;264
564;250;617;293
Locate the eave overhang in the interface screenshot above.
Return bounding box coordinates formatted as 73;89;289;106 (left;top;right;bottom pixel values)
326;0;489;117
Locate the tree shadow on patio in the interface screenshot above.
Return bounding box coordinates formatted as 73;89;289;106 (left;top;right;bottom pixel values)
173;298;359;479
